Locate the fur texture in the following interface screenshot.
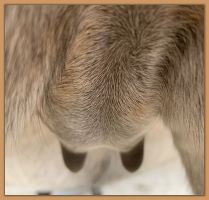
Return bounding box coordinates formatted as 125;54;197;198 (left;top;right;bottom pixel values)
5;5;204;194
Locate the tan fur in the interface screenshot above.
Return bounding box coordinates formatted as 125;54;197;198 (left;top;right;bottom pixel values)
5;5;204;194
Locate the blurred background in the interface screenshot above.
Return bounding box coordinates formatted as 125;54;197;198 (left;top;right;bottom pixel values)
5;117;193;195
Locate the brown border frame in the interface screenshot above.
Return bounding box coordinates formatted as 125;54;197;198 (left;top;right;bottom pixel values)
1;0;208;199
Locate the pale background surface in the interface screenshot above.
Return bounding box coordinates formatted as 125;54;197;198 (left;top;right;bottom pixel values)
5;118;193;195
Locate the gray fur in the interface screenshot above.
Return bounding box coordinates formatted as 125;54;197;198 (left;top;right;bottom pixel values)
5;5;204;194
